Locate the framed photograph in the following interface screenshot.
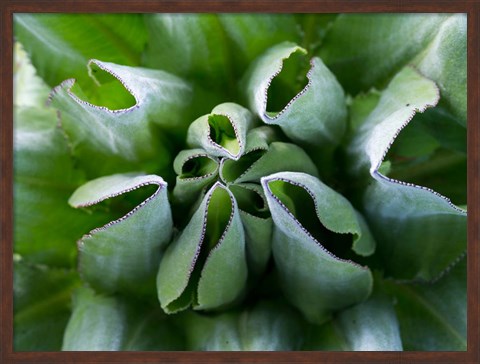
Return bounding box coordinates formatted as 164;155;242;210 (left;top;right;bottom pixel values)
1;1;478;363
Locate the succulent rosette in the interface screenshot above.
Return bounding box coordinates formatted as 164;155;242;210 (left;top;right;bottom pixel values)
14;13;466;351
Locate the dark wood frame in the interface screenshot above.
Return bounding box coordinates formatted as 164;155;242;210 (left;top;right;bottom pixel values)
1;1;479;363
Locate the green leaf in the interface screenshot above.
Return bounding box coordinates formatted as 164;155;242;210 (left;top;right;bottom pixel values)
229;142;320;184
218;14;301;76
14;42;51;108
304;286;403;351
144;14;232;91
348;66;467;281
14;59;110;267
229;183;273;276
414;14;467;127
157;183;247;313
62;287;183;351
297;14;339;54
187;103;255;160
244;42;347;149
181;300;304;350
320;13;466;126
347;89;381;136
220;126;319;184
49;59;192;178
14;14;147;88
14;259;80;351
302;320;347;351
319;14;447;94
262;172;374;324
172;149;219;206
335;289;403;351
69;173;173;296
384;257;466;350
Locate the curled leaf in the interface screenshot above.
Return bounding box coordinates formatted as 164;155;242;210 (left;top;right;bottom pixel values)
14;14;147;87
49;60;192;177
220;127;319;184
187;103;254;160
229;183;273;276
69;173;172;296
244;42;346;148
157;183;247;313
172;149;219;206
348;66;466;281
14;48;109;267
262;172;375;324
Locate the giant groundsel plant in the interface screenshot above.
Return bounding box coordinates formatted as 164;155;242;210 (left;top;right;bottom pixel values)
13;13;467;351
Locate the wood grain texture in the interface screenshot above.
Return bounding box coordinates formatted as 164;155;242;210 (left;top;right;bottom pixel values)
1;1;478;363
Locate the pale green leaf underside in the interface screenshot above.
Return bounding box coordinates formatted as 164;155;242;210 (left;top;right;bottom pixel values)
262;172;374;324
221;141;319;185
69;173;172;295
172;149;219;206
187;103;254;160
238;209;273;277
414;14;467;127
219;126;319;184
349;66;466;281
223;183;272;277
157;183;247;313
62;287;183;351
244;42;346;148
14;42;51;108
49;60;192;177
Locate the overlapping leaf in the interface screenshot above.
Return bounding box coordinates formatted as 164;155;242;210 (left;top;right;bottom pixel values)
384;257;467;350
62;287;183;351
14;42;110;267
320;13;466;126
348;66;467;281
14;258;80;351
49;60;192;177
69;173;173;296
181;300;304;350
218;14;301;75
14;14;147;88
219;126;319;184
172;149;219;206
144;14;301;93
187;103;254;160
12;13;468;353
157;183;247;313
262;171;375;324
144;14;231;92
244;42;347;149
304;286;403;351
